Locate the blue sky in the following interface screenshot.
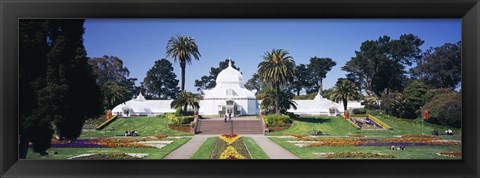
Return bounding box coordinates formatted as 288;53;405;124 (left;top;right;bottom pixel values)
84;19;461;93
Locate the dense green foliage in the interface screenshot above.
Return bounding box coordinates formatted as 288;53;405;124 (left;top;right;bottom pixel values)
423;92;462;128
263;114;292;126
410;41;461;90
290;64;311;96
381;80;429;119
20;19;103;157
142;59;180;99
306;57;336;94
244;73;266;94
342;34;424;97
88;55;137;109
170;91;200;116
165;35;201;91
166;114;195;125
293;92;317;100
329;78;361;110
194;59;240;92
260;87;297;115
258;49;296;114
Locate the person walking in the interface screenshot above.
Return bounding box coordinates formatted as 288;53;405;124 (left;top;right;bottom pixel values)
228;112;232;121
224;113;227;122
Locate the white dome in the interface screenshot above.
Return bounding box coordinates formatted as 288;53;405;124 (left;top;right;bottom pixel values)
216;61;243;85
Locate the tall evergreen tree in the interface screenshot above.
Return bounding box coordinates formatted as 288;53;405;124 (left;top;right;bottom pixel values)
88;55;136;109
19;19;103;158
290;64;311;96
307;57;336;95
244;73;266;94
342;34;424;97
410;41;461;90
142;59;180;99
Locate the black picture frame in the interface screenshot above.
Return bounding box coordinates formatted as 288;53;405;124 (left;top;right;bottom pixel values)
1;0;479;177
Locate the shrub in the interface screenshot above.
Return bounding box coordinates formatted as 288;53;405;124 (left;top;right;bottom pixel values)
352;108;367;114
167;115;195;125
423;93;461;128
263;114;292;126
174;107;195;116
284;112;299;120
366;110;383;116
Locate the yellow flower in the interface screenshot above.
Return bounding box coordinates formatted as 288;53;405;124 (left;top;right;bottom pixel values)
220;146;245;159
219;135;240;145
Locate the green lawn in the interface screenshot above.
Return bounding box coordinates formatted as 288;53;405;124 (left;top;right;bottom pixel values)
243;137;269;159
26;137;191;159
266;116;351;136
190;137;218;159
270;137;461;159
266;116;462;137
80;117;192;138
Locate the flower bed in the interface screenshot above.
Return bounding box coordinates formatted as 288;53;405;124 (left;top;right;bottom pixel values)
71;152;143;159
401;134;433;138
437;152;461;158
290;134;309;138
50;139;106;148
168;125;191;132
51;137;177;148
211;134;251;159
267;124;292;132
321;151;394;159
296;137;461;147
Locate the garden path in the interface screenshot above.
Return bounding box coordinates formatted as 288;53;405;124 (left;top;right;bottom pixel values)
164;134;299;159
164;135;209;159
249;135;299;159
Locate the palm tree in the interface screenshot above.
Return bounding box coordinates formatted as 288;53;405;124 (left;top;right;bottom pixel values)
165;35;201;91
170;91;200;116
329;78;362;110
260;87;297;115
102;83;131;109
258;49;295;115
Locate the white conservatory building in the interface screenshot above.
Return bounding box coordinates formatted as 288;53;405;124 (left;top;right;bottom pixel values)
198;61;259;116
112;60;363;117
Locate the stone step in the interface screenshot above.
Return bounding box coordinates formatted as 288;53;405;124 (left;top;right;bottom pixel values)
197;120;264;134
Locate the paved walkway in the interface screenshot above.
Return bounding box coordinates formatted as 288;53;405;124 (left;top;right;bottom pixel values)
249;135;299;159
164;134;299;159
164;135;209;159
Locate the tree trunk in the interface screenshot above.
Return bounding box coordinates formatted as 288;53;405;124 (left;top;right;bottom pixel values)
181;61;186;91
19;133;29;159
183;105;188;116
318;78;323;95
297;90;300;96
343;98;348;110
275;83;280;115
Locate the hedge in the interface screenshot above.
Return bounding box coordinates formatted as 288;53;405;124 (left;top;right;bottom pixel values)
263;114;292;126
95;116;118;130
167;114;195;125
